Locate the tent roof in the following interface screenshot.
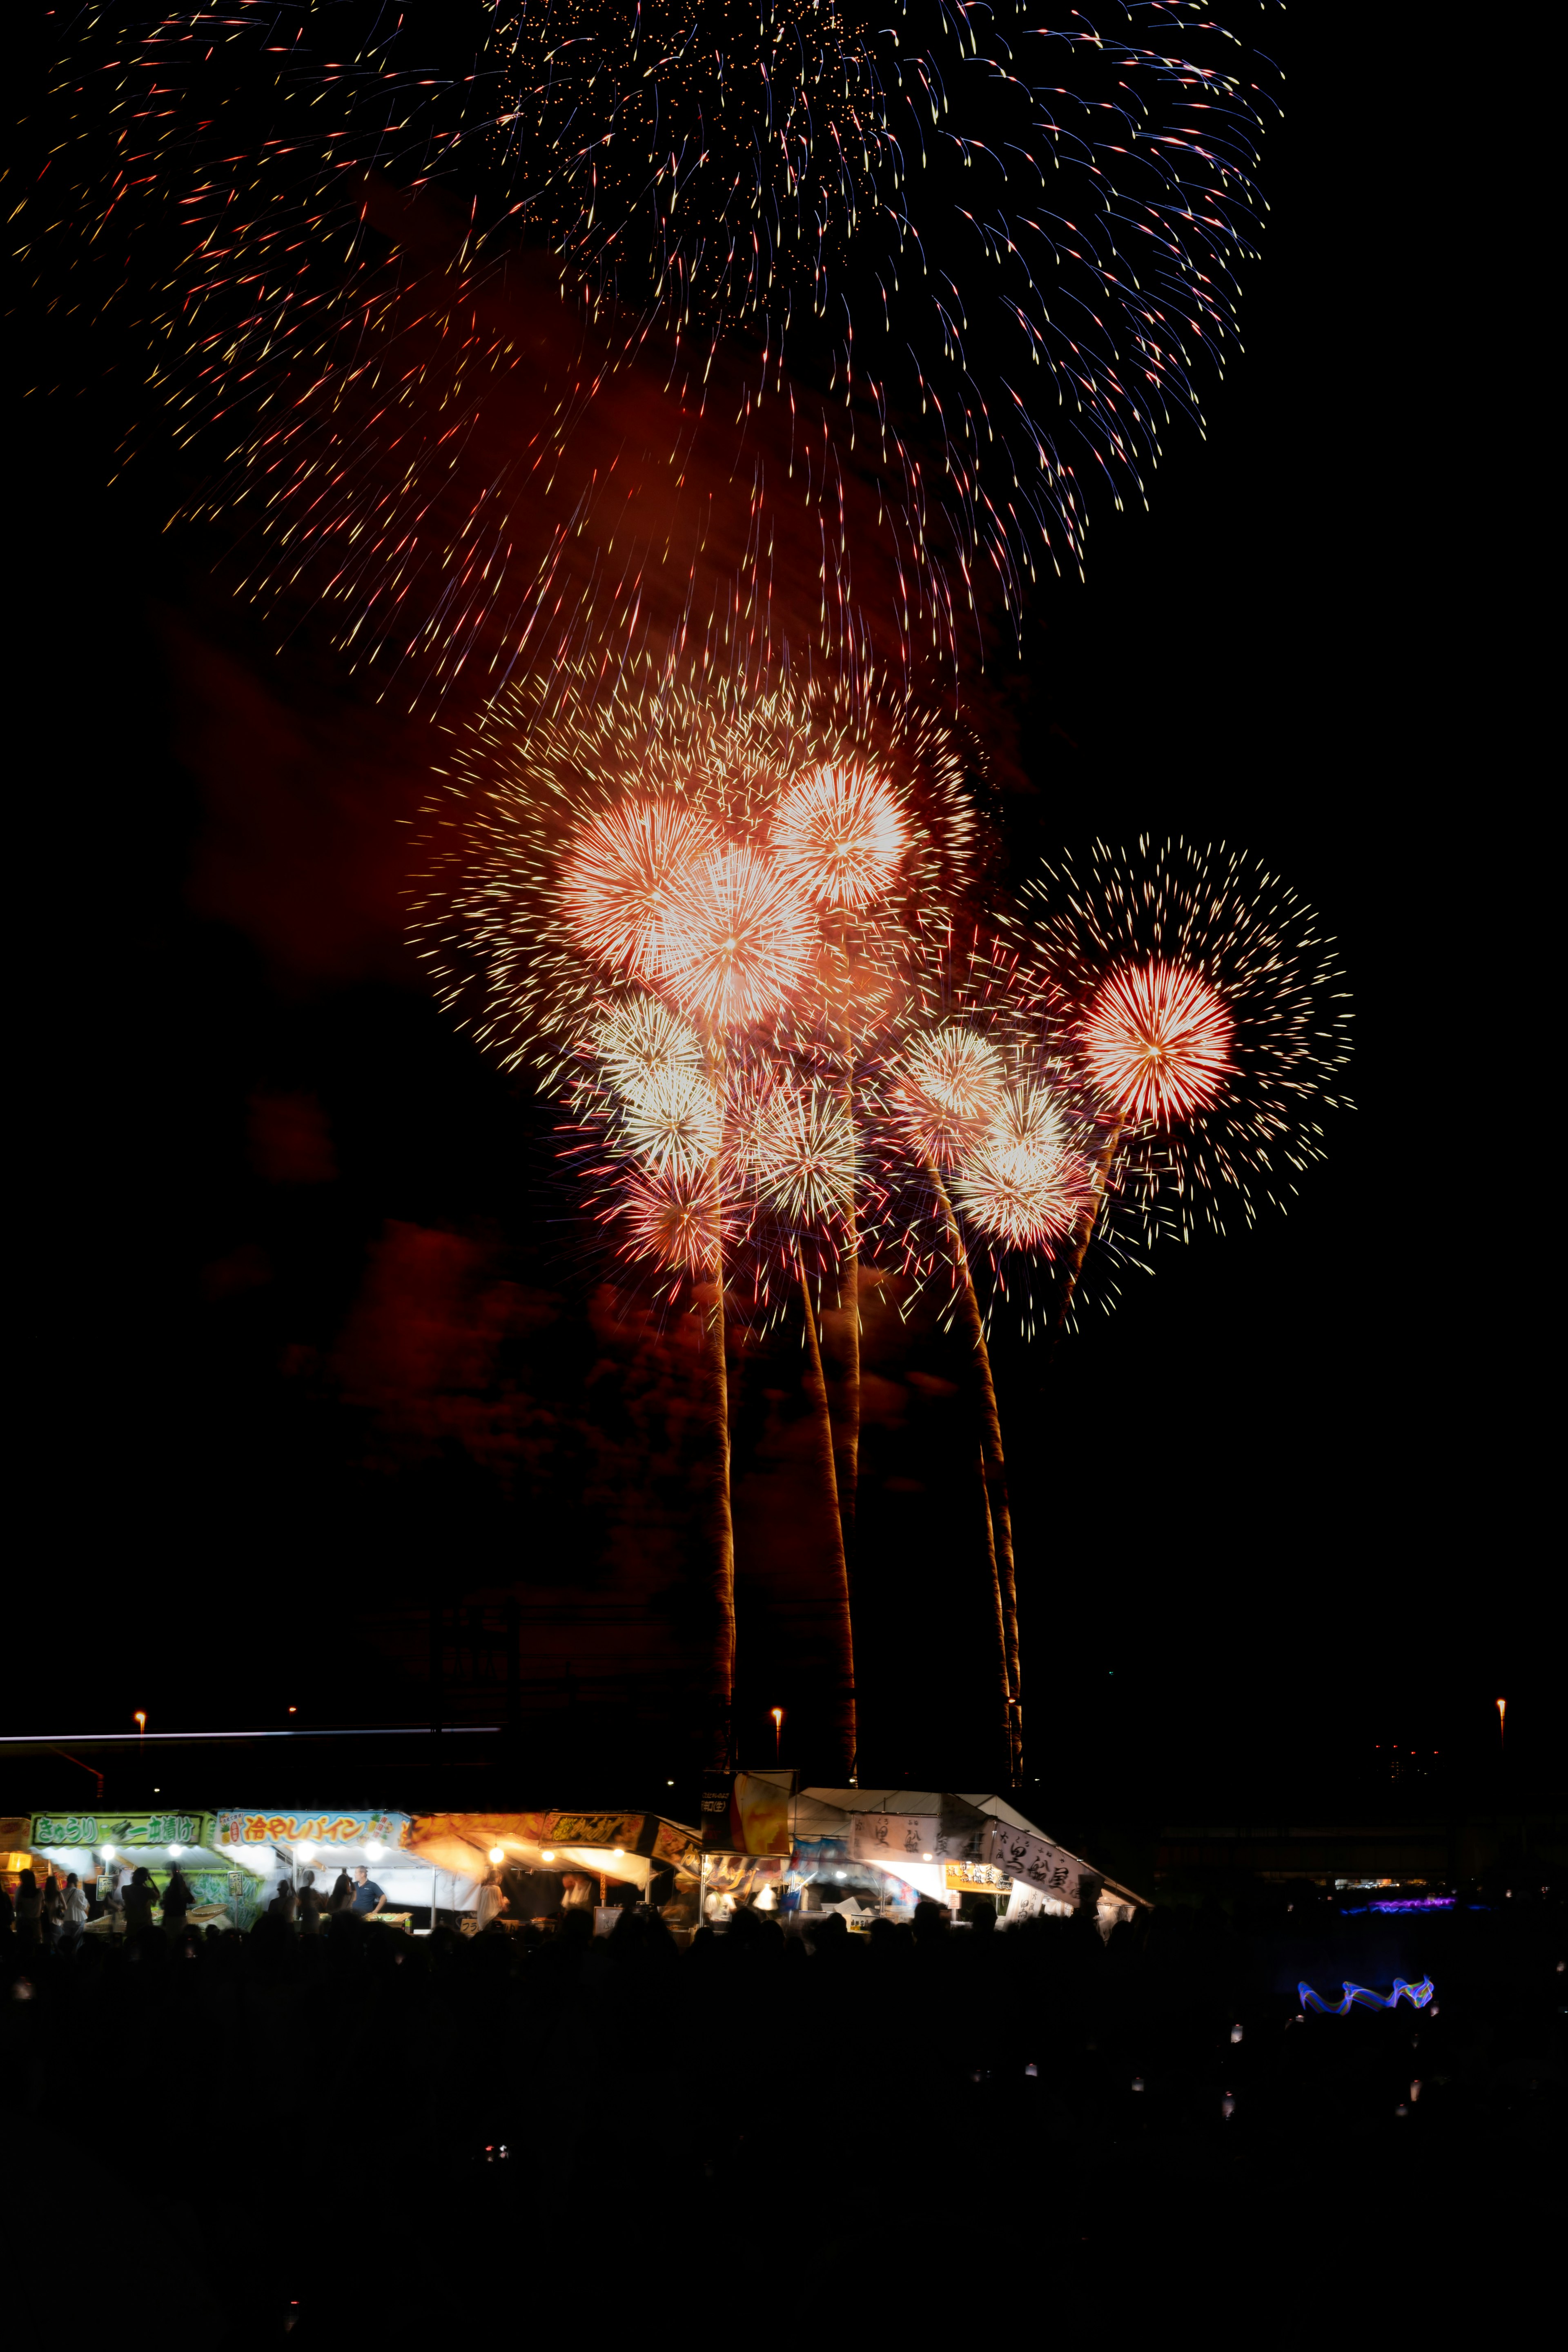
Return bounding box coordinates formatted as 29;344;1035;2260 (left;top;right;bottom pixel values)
797;1789;1149;1909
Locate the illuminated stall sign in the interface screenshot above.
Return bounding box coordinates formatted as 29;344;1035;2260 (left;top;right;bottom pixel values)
945;1860;1010;1895
982;1820;1081;1904
849;1814;940;1865
32;1813;212;1850
212;1811;411;1849
542;1811;646;1851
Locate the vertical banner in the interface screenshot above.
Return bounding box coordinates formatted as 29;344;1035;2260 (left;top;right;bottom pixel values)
701;1772;794;1854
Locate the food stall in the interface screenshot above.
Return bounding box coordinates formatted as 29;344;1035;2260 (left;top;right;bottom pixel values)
407;1809;705;1932
702;1779;1148;1932
23;1810;261;1931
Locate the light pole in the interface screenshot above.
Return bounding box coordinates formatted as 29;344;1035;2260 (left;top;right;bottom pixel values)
771;1707;784;1764
1496;1697;1506;1751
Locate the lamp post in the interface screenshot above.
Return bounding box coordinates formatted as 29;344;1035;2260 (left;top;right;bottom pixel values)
771;1707;784;1764
1496;1697;1506;1751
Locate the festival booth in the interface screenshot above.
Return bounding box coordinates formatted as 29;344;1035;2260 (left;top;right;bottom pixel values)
20;1810;260;1931
698;1776;1148;1932
406;1809;705;1932
213;1809;428;1928
6;1806;708;1936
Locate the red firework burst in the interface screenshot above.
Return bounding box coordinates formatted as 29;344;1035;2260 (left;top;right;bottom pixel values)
559;799;711;980
1079;960;1234;1124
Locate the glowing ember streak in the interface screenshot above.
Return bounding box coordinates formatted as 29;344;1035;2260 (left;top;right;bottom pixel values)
953;1086;1094;1251
655;845;815;1031
560;800;711;980
770;764;909;912
895;1025;1007;1167
612;1167;728;1275
752;1081;855;1227
1080;960;1234;1124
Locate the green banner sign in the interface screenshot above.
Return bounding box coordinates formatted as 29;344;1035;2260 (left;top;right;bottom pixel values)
31;1812;213;1850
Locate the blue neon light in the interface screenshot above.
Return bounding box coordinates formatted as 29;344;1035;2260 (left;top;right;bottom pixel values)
1298;1978;1434;2015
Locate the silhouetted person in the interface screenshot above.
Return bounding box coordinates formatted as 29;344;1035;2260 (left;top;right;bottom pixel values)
162;1866;194;1937
123;1869;158;1936
328;1869;355;1915
298;1870;325;1936
13;1870;41;1945
40;1876;64;1949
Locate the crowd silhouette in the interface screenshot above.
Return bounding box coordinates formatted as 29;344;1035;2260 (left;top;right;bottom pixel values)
1;1879;1559;2341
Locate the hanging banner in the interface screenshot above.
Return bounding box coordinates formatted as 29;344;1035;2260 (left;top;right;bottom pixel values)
982;1819;1082;1905
701;1773;793;1855
651;1820;704;1877
213;1810;410;1850
849;1814;940;1866
934;1798;992;1865
31;1811;213;1850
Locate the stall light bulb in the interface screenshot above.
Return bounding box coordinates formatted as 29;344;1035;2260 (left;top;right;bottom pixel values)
922;1852;933;1862
541;1850;556;1863
365;1842;385;1862
168;1844;184;1857
296;1842;316;1862
102;1845;116;1860
488;1847;506;1866
612;1847;624;1858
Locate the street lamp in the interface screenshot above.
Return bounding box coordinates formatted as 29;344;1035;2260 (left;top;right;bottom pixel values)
770;1706;784;1762
1496;1697;1507;1750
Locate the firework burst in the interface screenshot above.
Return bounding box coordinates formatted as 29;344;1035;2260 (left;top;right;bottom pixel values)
25;3;1283;688
1023;837;1354;1240
952;1084;1096;1255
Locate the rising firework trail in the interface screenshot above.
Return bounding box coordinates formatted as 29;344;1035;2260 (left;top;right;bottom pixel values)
412;653;982;1746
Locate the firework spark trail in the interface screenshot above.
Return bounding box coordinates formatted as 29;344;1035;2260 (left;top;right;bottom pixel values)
797;1256;857;1782
22;2;1283;696
929;1153;1023;1782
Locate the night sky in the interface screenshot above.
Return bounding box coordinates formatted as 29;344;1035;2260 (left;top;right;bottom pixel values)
9;13;1549;1822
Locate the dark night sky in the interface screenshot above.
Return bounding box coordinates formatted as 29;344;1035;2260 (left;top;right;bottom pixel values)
9;13;1552;1817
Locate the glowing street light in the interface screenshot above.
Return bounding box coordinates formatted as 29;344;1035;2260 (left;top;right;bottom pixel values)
1496;1697;1507;1749
771;1706;784;1762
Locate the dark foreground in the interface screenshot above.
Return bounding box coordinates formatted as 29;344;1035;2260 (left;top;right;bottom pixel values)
3;1889;1560;2340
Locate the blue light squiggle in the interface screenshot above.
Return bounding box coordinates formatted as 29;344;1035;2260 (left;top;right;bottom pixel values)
1298;1978;1434;2015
